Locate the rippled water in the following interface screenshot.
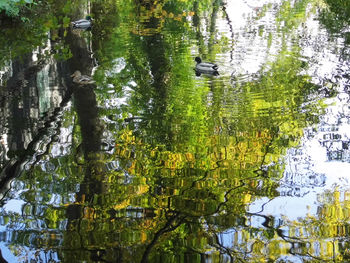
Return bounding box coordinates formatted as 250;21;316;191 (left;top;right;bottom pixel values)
1;0;350;262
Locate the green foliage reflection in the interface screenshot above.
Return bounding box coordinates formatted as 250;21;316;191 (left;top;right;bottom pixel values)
0;0;335;262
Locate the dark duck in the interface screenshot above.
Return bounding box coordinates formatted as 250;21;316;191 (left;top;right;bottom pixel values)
71;16;93;30
195;57;219;76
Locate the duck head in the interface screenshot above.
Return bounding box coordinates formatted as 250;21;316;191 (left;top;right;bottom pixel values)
195;57;202;63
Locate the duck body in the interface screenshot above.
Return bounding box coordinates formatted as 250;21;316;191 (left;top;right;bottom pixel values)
71;71;95;85
195;57;219;76
71;16;92;29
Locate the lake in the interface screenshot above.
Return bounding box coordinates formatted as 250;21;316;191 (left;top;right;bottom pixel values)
0;0;350;262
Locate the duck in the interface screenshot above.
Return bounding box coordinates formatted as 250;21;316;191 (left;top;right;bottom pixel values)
71;71;95;85
71;16;93;29
195;57;219;76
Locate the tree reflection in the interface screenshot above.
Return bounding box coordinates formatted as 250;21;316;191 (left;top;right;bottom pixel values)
0;0;341;262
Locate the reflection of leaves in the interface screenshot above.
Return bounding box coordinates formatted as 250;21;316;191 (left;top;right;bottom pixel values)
1;0;336;262
0;0;74;67
0;0;20;16
0;0;34;16
62;16;70;27
262;228;275;239
53;44;72;61
320;0;350;34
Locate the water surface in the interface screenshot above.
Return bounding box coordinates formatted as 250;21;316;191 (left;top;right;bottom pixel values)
1;0;350;262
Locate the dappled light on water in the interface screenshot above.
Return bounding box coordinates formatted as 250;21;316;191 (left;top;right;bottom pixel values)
1;0;350;262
